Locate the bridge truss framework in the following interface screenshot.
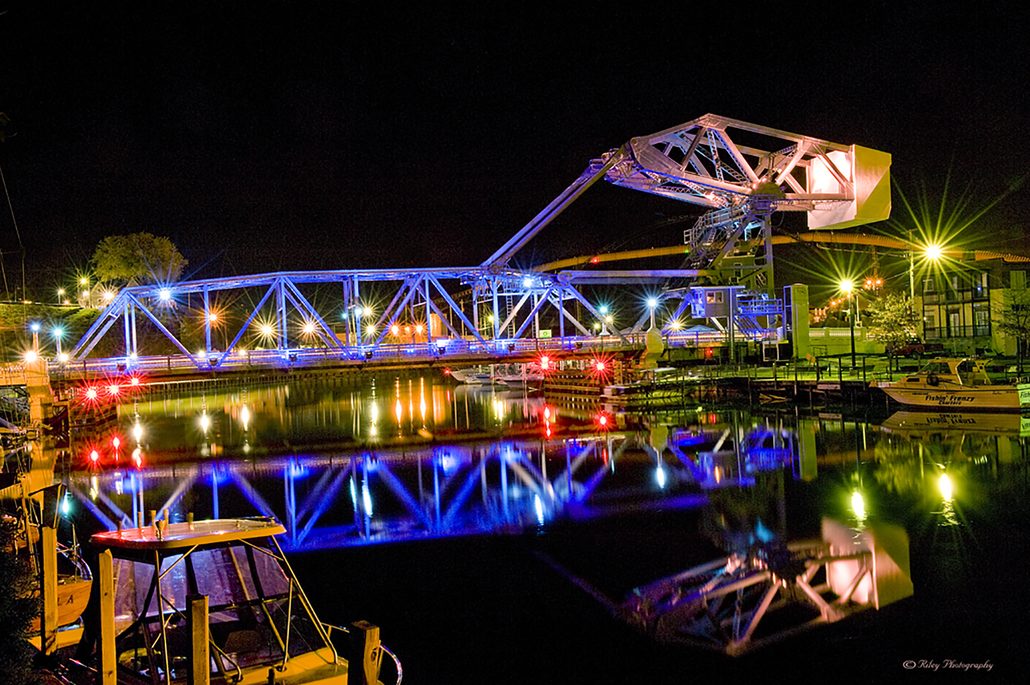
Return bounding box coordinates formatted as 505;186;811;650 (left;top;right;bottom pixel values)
67;114;888;372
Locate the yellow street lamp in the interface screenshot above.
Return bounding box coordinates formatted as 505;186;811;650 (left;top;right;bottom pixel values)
839;278;857;369
908;237;947;300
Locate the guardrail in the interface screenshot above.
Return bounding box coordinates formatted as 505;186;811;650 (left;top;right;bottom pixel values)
48;330;761;377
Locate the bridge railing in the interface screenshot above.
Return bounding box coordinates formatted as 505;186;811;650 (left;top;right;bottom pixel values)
50;329;743;377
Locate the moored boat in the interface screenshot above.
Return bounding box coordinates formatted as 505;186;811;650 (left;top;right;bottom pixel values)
878;358;1030;411
1;476;93;648
449;366;501;385
84;516;402;684
450;363;543;385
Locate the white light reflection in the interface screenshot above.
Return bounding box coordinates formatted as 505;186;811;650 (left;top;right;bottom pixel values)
938;473;954;502
655;465;667;489
362;482;373;517
850;490;867;524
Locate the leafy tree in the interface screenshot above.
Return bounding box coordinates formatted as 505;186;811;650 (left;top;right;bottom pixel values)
0;517;36;683
865;292;920;370
92;232;187;285
994;290;1030;372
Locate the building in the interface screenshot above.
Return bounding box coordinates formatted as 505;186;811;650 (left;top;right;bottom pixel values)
917;259;1028;355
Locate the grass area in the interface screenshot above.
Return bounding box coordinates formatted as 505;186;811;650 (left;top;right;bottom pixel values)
0;302;98;362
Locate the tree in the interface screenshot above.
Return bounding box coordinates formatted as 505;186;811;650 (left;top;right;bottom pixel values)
92;232;187;285
994;290;1030;373
865;292;920;370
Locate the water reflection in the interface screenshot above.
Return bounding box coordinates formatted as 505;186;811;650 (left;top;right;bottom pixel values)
110;376;552;460
59;380;1030;558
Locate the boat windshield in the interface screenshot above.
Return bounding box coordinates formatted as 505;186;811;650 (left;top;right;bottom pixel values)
919;361;953;377
113;542;327;679
955;359;990;385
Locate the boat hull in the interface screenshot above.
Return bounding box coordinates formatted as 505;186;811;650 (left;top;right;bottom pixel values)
880;382;1030;411
27;577;92;633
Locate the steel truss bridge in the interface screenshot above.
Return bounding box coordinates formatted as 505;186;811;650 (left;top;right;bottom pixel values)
68;114;889;375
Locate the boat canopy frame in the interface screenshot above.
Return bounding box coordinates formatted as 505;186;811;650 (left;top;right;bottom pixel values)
93;519;338;684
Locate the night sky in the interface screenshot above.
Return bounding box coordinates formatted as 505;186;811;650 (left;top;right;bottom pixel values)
1;2;1027;293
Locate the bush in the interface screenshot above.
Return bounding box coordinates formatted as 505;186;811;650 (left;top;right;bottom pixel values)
0;517;38;683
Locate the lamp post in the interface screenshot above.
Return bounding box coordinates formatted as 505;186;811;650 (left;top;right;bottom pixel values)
646;297;658;329
52;326;64;357
908;238;944;338
598;304;610;335
839;279;856;370
908;235;944;300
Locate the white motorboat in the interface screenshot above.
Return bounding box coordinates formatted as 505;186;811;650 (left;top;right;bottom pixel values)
449;366;501;385
449;363;543;385
878;358;1030;411
492;363;543;385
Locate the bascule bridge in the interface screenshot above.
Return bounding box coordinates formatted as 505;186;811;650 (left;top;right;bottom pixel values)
66;114;890;376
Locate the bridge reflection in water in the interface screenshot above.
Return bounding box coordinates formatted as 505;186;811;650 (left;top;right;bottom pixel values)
64;373;808;552
68;437;718;552
63;368;1029;559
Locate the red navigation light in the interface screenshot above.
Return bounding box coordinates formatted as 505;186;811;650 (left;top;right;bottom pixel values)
543;406;551;421
545;426;552;438
84;386;99;402
107;384;121;397
595;412;610;430
128;376;141;387
590;256;600;265
112;436;121;450
539;355;550;371
704;347;714;358
443;367;452;376
89;449;99;464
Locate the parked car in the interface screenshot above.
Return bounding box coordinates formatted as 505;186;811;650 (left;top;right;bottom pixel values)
891;340;945;358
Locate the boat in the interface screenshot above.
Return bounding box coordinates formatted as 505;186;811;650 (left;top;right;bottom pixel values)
492;363;543;385
878;358;1030;411
450;363;543;385
449;366;502;385
1;475;93;648
82;516;402;684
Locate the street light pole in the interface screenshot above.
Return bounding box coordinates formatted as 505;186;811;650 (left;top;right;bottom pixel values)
849;293;857;370
839;279;857;372
908;230;916;302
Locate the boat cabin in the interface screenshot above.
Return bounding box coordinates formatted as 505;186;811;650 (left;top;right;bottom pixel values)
90;517;398;684
906;358;992;386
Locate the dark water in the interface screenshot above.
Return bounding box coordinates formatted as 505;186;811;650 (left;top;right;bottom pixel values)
62;373;1029;683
